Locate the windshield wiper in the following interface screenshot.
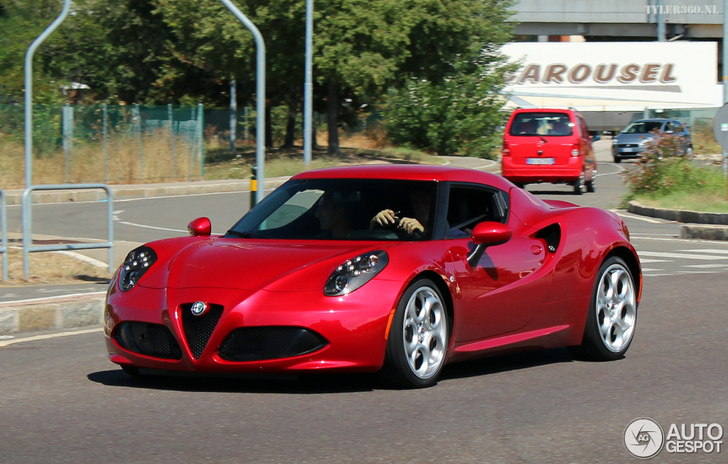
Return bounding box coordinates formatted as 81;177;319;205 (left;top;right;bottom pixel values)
225;230;263;239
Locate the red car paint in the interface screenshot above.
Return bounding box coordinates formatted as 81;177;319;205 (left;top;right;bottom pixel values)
104;165;640;380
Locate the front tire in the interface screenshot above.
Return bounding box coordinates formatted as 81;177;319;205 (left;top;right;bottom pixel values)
380;278;449;388
570;256;637;361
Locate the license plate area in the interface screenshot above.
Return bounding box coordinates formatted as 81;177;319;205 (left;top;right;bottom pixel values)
527;158;555;165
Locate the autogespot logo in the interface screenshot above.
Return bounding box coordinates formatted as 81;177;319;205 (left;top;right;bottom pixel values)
624;418;664;459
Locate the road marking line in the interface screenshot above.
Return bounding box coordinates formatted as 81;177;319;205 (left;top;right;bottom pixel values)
682;264;728;268
675;249;728;255
641;268;665;272
0;327;102;348
637;251;728;260
632;236;728;245
639;259;671;263
118;221;186;233
54;251;108;268
610;210;664;223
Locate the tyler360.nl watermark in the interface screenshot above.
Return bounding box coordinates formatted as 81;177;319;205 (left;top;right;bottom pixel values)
624;418;724;459
645;4;720;15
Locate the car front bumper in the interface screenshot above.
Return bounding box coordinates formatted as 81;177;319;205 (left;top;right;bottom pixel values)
104;280;402;374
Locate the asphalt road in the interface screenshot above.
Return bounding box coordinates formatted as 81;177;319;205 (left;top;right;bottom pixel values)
0;271;726;463
1;140;727;462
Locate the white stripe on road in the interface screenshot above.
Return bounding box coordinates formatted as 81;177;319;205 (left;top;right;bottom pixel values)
0;327;102;348
682;264;728;269
639;259;671;263
675;249;728;255
118;221;187;233
637;251;728;260
610;210;665;223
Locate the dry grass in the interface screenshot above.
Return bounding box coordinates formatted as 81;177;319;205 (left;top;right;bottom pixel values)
0;131;203;188
0;127;430;188
0;246;111;286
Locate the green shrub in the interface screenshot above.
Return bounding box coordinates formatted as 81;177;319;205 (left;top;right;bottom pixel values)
623;132;725;199
382;57;511;158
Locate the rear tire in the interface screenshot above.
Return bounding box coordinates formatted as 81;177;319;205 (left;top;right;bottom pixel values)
586;175;596;193
380;278;449;389
573;172;585;195
569;256;637;361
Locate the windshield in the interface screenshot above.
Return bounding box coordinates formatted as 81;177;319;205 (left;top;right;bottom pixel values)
226;178;438;241
622;121;663;134
509;112;574;136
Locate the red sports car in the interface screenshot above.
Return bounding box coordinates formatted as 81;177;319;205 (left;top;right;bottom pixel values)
104;165;642;388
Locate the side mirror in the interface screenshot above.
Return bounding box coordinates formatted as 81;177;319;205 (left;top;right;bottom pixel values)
467;222;512;267
187;217;211;237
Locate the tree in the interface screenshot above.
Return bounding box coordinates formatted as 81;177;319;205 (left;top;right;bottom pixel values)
382;0;517;158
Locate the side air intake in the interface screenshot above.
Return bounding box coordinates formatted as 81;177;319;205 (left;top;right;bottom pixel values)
536;224;561;254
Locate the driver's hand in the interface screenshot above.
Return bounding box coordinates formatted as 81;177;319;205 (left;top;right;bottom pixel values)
398;217;424;235
371;209;397;227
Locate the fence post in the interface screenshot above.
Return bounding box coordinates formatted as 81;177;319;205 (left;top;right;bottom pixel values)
198;103;205;178
230;80;237;153
63;103;73;183
133;104;144;180
244;105;249;143
103;103;108;183
168;104;176;177
188;106;195;182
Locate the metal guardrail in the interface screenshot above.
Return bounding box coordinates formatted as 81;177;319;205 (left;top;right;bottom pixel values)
22;184;114;279
0;188;7;281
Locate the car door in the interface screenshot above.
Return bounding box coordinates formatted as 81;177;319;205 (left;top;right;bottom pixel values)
441;184;551;342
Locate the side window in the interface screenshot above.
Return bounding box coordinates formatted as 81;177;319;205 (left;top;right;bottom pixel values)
664;121;674;133
445;186;503;238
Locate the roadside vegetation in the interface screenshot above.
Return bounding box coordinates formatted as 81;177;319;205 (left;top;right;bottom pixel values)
622;132;728;213
0;0;515;158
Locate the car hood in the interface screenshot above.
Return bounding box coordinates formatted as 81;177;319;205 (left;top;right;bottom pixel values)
141;237;390;292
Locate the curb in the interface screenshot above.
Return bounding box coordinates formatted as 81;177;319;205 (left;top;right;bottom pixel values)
0;293;105;335
1;177;292;205
628;200;728;241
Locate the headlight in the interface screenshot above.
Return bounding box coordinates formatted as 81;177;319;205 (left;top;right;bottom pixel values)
324;250;389;296
119;246;157;291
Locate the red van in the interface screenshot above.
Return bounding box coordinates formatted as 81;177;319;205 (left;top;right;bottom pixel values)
501;108;598;194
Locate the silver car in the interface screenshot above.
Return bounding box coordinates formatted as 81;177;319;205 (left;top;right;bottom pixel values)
612;118;692;163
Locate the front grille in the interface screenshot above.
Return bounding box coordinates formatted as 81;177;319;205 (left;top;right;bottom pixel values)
617;143;639;148
218;327;328;362
181;303;224;359
114;322;182;359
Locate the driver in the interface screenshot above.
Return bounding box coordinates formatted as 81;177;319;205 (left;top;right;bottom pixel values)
370;190;430;236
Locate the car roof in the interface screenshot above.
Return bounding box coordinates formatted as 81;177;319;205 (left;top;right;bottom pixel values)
630;118;672;123
510;107;579;115
292;165;514;191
